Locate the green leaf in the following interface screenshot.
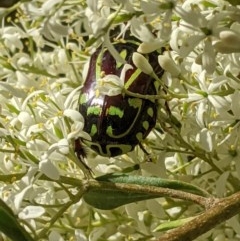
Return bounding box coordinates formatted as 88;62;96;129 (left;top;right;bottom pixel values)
6;103;20;114
96;173;209;196
224;0;240;5
53;125;64;139
21;65;56;78
84;188;157;210
83;174;209;210
153;217;195;232
0;0;21;7
0;199;34;241
201;1;217;8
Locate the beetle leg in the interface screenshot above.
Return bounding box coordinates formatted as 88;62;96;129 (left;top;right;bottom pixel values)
74;139;94;177
139;142;153;162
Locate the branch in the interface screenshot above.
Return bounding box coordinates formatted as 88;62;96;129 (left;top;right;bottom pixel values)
157;191;240;241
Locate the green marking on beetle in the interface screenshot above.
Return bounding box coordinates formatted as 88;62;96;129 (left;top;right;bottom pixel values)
124;68;142;90
143;121;149;130
107;106;124;118
106;100;142;139
96;49;107;79
109;144;132;156
147;107;154;117
136;132;143;141
89;142;133;157
87;106;102;115
116;144;133;153
90;124;98;136
106;126;113;136
117;49;127;68
128;98;142;108
80;93;88;104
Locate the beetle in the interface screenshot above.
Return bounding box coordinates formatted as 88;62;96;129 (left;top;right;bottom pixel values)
78;40;163;157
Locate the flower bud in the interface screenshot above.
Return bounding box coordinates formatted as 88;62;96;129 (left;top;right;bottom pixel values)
214;41;240;53
132;52;153;75
214;30;240;53
220;30;240;47
158;54;180;77
137;42;163;54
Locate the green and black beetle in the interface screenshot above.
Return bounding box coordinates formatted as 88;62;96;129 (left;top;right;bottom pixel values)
78;39;163;157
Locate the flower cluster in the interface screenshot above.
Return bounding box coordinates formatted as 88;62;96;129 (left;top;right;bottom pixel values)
1;0;240;240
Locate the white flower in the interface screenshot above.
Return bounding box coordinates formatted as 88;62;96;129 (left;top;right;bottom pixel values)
42;0;62;14
230;91;240;119
26;139;49;151
202;38;216;74
18;111;34;126
68;122;91;141
187;72;230;113
49;231;65;241
14;186;33;211
95;64;133;96
85;2;109;35
172;6;227;73
89;227;106;241
47;138;70;155
130;17;156;42
63;109;84;122
75;230;88;241
196;128;213;152
39;155;60;180
2;31;24;52
18;206;45;219
96;74;124;96
195;101;208;127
